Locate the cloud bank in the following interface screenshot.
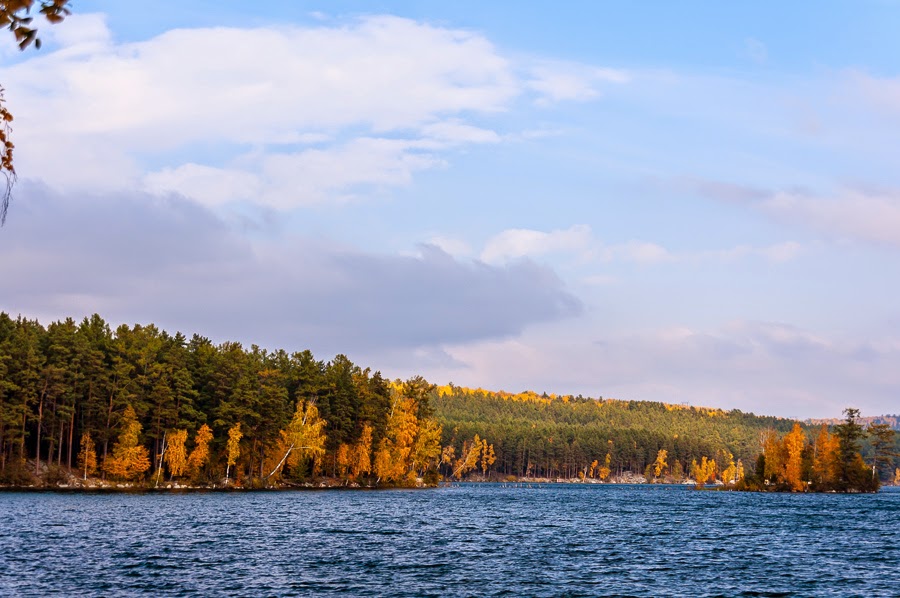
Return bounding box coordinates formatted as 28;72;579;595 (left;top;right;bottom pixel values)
0;185;582;357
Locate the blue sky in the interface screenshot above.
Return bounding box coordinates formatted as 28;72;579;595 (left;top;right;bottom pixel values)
3;1;900;417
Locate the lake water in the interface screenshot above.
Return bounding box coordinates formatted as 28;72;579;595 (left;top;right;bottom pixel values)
1;484;898;596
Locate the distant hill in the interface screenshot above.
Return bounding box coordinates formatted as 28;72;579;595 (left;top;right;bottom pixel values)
806;414;900;431
433;385;800;480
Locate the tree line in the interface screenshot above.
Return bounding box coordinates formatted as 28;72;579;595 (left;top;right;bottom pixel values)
0;313;441;487
432;385;801;482
2;313;897;490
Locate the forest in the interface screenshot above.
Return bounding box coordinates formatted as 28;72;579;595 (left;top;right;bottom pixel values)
0;312;897;490
0;313;441;488
734;409;894;492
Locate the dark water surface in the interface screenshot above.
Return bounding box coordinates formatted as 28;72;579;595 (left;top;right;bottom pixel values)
1;484;898;597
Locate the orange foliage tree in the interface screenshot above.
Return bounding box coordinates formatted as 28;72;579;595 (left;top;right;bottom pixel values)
783;423;807;491
103;405;151;481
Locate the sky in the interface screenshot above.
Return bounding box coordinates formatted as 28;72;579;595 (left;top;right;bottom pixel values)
2;1;900;418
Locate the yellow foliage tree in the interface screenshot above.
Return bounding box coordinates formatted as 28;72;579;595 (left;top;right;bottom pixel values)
335;443;351;478
691;456;717;488
77;432;97;480
187;424;213;475
720;451;736;485
374;383;441;484
480;438;496;476
351;423;373;478
652;449;668;478
706;458;718;484
598;453;612;481
894;468;900;486
165;429;188;479
452;434;483;479
226;423;242;482
375;395;419;483
103;405;151;481
267;401;327;480
441;445;456;469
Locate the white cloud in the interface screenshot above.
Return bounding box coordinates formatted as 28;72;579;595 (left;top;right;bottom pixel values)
702;241;804;263
762;189;900;247
528;61;629;104
1;14;627;209
481;225;795;267
687;176;900;249
481;225;593;264
607;240;673;264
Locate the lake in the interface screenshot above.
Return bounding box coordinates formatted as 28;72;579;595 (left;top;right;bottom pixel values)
1;484;898;596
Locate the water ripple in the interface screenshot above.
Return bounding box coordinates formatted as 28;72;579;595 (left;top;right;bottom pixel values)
0;485;898;596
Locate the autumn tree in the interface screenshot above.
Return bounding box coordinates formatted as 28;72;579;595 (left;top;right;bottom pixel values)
719;451;737;486
452;434;483;479
480;437;496;476
225;423;242;482
266;400;326;480
77;431;96;480
351;423;373;478
812;425;840;489
164;429;188;479
187;423;213;476
335;443;351;478
374;379;441;485
691;456;716;488
783;423;807;491
598;452;612;481
103;405;151;481
651;449;668;479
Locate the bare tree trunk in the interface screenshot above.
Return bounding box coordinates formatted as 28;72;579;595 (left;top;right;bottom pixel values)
34;391;44;476
266;444;294;480
155;431;167;488
57;421;64;466
67;409;75;470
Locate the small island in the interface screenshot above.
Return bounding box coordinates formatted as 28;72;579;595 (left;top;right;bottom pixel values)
732;408;889;493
